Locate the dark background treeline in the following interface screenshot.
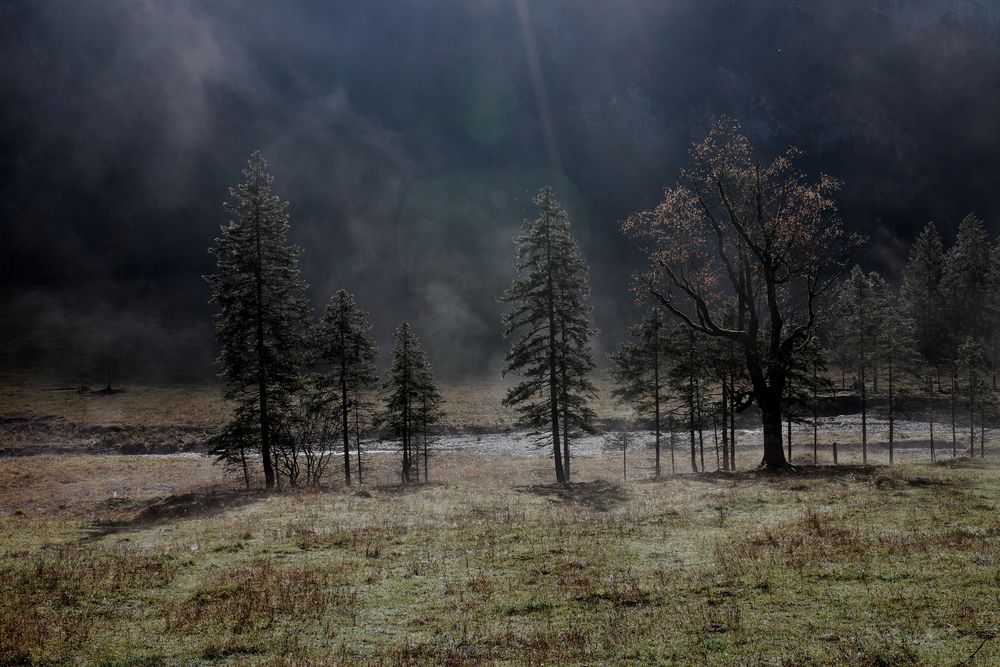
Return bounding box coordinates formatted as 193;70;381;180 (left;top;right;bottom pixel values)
3;0;1000;380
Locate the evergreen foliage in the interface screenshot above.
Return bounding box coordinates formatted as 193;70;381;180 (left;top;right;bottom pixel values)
378;323;443;484
315;290;378;486
609;308;672;477
501;186;596;483
206;151;310;488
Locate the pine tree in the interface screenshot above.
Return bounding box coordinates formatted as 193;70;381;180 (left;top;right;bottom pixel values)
206;151;309;489
871;288;920;465
413;356;445;482
958;337;986;458
378;323;441;484
833;266;885;464
315;290;378;486
609;308;672;478
901;222;945;369
781;337;829;466
940;215;991;458
942;215;991;347
501;186;596;483
705;303;749;472
901;221;946;460
667;327;711;473
984;242;1000;388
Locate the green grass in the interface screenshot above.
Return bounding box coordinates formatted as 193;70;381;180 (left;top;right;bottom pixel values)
1;453;998;665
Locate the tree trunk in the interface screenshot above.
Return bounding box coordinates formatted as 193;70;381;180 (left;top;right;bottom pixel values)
760;396;788;469
951;369;957;458
355;403;363;485
812;364;818;465
340;322;352;486
654;351;662;478
669;422;676;476
729;373;736;471
860;362;868;465
928;373;935;463
969;366;975;458
423;422;429;482
688;390;698;473
253;196;274;490
240;446;250;491
544;202;565;484
888;353;894;465
622;436;627;482
697;384;705;472
563;429;571;483
713;415;721;472
721;380;729;472
688;336;698;473
786;371;792;463
402;336;411;484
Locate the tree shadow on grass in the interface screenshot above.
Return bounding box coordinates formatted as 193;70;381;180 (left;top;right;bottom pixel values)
81;488;267;541
516;479;628;512
686;463;962;490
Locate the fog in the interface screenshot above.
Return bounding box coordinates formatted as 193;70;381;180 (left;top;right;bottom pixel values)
2;0;1000;380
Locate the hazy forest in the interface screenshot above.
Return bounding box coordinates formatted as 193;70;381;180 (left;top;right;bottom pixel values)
2;2;1000;665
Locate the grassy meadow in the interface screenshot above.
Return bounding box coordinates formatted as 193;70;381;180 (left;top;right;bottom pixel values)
1;378;999;665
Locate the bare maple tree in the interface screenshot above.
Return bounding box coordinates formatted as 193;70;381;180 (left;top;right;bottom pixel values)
622;119;858;468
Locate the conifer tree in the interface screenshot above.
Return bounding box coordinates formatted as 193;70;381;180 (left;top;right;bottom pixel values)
315;290;378;486
609;308;672;478
984;242;1000;388
833;266;884;464
942;215;991;347
378;323;442;483
958;337;986;458
941;215;991;457
901;221;946;459
667;327;711;473
501;186;596;483
901;222;945;370
781;337;828;465
414;357;445;482
705;303;749;472
206;151;309;489
872;291;920;464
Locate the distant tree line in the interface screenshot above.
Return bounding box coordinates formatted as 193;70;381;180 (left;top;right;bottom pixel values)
609;119;999;476
207;152;443;490
211;126;999;490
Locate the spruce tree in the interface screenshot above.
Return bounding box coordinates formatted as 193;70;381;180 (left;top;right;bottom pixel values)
378;323;442;484
984;242;1000;388
610;308;672;478
833;266;883;464
413;353;445;482
705;303;748;472
501;186;596;483
958;337;986;458
780;337;829;466
942;215;991;347
872;291;919;464
206;151;309;489
315;290;378;486
901;222;945;459
667;327;711;473
901;222;945;369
